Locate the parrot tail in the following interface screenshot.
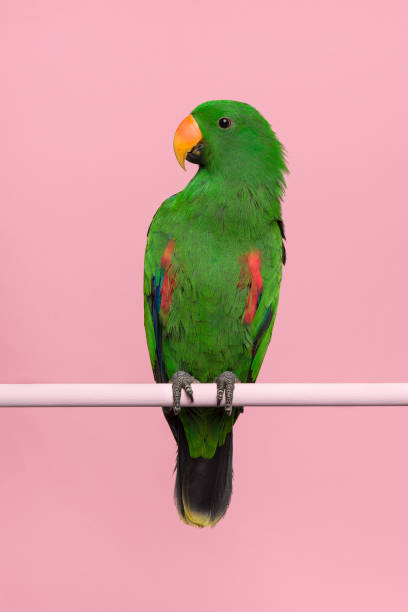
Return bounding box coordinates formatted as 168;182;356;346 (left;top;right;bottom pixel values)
174;426;233;528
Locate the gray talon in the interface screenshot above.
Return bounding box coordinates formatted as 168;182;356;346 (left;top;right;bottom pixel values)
215;371;240;416
170;371;197;415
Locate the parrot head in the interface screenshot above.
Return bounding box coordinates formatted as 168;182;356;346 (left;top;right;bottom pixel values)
173;100;287;181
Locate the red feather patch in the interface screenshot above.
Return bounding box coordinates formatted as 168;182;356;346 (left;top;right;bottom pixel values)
238;249;263;324
160;238;176;314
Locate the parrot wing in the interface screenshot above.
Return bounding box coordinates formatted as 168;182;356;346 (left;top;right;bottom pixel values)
243;219;286;383
144;194;183;384
144;229;172;383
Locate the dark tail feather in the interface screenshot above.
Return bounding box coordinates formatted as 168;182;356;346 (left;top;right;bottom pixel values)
174;426;233;528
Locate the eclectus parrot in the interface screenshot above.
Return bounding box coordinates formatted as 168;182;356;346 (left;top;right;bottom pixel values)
144;100;287;527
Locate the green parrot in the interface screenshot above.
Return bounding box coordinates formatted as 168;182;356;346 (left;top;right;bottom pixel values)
144;100;287;527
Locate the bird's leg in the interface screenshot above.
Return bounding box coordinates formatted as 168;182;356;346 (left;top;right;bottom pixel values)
215;371;241;416
169;371;198;415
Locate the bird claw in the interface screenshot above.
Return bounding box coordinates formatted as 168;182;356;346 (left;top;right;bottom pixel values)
215;371;240;416
170;371;197;415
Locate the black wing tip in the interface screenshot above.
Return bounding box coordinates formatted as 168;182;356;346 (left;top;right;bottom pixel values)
277;219;287;265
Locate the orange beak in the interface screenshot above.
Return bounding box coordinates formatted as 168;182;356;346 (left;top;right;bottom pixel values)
173;114;202;170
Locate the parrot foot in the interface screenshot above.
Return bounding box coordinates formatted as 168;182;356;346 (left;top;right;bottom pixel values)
215;371;240;416
169;371;198;415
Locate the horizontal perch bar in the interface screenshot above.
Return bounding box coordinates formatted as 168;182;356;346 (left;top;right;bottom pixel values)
0;383;407;407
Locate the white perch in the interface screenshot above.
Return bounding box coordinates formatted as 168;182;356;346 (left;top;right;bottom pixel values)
0;383;407;407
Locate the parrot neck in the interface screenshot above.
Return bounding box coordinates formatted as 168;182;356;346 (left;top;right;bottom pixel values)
192;167;286;209
183;165;285;222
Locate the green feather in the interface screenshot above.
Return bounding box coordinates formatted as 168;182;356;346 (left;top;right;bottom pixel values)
144;100;287;459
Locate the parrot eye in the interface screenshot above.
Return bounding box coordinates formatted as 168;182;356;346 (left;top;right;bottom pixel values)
218;117;232;129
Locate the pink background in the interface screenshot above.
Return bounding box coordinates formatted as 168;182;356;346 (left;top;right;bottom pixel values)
1;0;408;610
